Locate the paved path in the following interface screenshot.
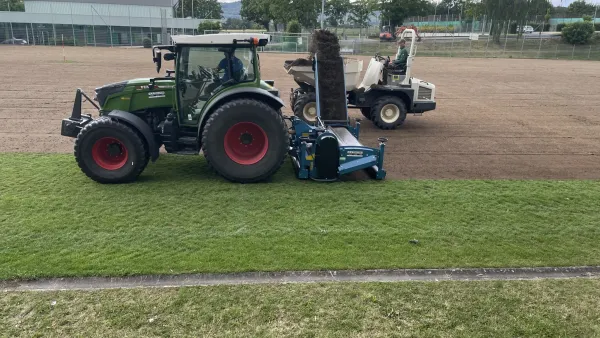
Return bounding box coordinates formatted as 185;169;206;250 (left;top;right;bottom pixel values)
2;266;599;292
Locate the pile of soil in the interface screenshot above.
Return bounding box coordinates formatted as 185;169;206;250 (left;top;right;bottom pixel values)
284;58;313;70
309;30;340;60
310;30;346;121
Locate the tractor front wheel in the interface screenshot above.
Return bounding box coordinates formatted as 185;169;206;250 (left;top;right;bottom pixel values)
371;96;407;130
201;99;288;183
74;117;149;183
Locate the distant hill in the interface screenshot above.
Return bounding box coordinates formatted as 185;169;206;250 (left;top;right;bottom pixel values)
221;1;241;19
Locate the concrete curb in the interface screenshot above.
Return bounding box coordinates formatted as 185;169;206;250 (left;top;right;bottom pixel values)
2;266;600;292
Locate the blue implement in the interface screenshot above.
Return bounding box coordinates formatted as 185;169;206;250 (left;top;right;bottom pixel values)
287;52;388;181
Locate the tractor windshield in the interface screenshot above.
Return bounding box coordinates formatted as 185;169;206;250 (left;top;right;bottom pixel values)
176;46;256;124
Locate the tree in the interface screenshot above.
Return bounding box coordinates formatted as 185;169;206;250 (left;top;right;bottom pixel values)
349;0;377;34
287;19;302;33
482;0;552;43
326;0;351;29
174;0;223;19
380;0;432;30
567;0;596;17
241;0;273;30
269;0;321;30
0;0;24;11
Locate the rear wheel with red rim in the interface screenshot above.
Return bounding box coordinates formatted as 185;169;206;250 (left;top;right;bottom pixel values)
201;98;288;183
223;122;269;165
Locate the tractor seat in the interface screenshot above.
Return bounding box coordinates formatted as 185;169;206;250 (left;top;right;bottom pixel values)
328;127;362;147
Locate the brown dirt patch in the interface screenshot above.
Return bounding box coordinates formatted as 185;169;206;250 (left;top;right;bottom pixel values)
1;45;599;179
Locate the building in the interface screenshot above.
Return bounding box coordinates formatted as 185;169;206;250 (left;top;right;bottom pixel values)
0;0;214;46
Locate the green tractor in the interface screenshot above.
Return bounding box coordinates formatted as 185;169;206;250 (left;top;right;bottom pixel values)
60;34;289;184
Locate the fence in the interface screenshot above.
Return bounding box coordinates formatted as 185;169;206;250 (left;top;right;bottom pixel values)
2;18;599;61
257;31;600;61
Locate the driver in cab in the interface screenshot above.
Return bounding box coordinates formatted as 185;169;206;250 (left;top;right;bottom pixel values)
216;50;244;82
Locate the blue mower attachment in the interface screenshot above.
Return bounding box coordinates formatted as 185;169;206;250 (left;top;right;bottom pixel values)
287;54;388;181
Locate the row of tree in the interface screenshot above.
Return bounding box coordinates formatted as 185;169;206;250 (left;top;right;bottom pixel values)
240;0;439;31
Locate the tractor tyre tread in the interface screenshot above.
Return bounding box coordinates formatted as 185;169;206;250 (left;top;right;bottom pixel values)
74;116;148;184
289;88;305;109
370;96;407;130
201;98;288;183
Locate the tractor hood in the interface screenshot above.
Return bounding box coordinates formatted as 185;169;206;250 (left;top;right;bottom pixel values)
94;80;128;106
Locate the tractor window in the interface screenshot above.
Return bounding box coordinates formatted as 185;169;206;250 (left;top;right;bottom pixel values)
234;48;255;82
177;47;225;123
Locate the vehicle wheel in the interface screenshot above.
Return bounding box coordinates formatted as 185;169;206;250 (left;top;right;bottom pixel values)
74;117;148;183
289;88;304;109
371;96;407;130
360;107;371;120
201;99;288;183
293;92;317;124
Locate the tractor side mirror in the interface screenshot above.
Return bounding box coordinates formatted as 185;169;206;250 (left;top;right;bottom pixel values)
153;50;162;73
164;53;175;61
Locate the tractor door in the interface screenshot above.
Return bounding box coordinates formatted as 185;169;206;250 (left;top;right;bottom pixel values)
176;46;225;125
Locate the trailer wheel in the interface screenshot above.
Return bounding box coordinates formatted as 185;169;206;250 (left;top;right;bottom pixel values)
201;98;287;183
371;96;407;130
289;88;304;109
293;92;317;124
74;117;148;184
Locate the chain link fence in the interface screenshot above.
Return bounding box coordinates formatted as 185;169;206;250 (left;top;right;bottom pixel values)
2;19;598;61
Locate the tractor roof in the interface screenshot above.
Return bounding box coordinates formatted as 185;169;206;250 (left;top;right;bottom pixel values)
170;33;270;46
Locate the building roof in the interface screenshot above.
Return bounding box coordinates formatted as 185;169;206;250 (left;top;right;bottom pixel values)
25;0;175;7
171;33;271;45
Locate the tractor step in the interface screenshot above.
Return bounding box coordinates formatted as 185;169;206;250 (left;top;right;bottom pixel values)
177;136;197;146
171;150;198;155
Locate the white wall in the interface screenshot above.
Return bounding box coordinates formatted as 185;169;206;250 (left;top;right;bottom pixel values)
24;1;174;18
0;11;208;29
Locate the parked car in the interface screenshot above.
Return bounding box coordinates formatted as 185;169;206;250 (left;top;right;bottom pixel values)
1;38;28;45
519;25;534;34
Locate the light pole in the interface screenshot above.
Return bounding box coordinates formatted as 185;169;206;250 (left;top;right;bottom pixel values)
321;0;325;29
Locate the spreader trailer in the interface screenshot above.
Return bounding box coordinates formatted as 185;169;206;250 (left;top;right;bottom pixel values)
286;28;436;130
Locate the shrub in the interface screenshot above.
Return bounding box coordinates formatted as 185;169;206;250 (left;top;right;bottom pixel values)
561;21;595;44
413;25;454;33
142;37;152;48
556;23;566;32
595;23;600;31
287;20;301;34
198;21;221;34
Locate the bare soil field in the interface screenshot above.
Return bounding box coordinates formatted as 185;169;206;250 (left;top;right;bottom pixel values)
1;45;599;179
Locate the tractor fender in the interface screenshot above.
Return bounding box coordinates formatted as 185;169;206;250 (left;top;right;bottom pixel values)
107;110;160;162
203;87;285;116
198;87;286;137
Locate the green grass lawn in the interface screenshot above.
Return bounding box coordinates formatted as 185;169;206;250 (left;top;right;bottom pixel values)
1;153;600;280
2;278;600;337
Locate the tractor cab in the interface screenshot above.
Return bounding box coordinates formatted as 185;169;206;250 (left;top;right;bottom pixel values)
152;34;273;126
